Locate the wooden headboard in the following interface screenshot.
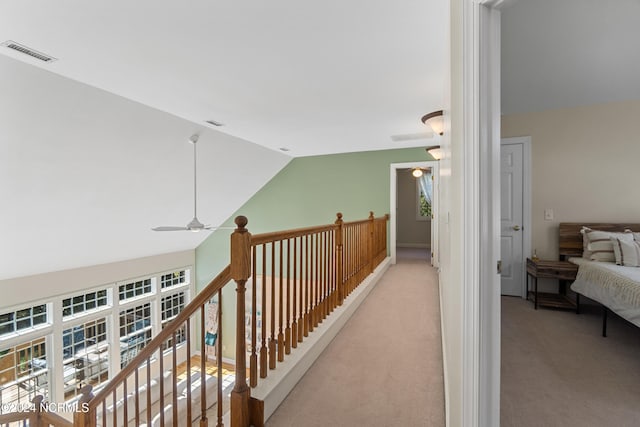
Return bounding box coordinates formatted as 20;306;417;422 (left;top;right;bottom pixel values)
559;222;640;260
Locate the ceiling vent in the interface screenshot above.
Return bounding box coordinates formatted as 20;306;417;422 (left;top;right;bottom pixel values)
390;132;431;142
2;40;57;63
205;119;224;127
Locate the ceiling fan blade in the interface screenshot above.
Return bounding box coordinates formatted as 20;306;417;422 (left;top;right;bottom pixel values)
152;226;189;231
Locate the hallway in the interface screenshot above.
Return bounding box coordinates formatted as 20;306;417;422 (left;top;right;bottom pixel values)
265;248;445;426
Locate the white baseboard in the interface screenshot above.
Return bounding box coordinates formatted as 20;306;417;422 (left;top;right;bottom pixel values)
249;257;392;422
397;243;430;249
439;270;450;427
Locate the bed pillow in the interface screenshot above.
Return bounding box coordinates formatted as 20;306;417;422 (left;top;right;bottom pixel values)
616;238;640;267
581;227;634;262
624;229;640;242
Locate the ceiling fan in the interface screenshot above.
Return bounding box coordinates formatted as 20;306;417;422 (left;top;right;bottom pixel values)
152;134;233;233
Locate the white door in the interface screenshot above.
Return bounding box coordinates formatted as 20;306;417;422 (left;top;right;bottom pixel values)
500;143;524;296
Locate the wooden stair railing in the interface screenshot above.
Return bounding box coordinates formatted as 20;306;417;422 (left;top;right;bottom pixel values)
0;395;73;426
63;213;389;427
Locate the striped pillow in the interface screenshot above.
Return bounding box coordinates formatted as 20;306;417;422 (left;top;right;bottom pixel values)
581;227;634;262
616;238;640;267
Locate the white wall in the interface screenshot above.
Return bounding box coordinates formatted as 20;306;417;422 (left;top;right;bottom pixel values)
502;99;640;260
396;169;430;247
438;0;464;425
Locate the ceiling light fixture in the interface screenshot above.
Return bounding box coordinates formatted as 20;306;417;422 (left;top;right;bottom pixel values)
412;168;424;178
425;145;443;160
205;119;224;127
421;110;444;135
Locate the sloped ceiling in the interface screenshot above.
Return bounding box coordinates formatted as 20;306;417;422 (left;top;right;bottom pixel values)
0;55;290;280
0;1;447;280
502;0;640;114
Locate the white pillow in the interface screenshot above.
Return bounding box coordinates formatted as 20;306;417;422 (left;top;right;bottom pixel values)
581;227;633;262
617;238;640;267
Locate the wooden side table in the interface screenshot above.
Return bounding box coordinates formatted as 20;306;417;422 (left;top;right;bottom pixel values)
526;258;578;310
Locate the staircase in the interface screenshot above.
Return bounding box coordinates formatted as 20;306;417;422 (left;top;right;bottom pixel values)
0;212;389;427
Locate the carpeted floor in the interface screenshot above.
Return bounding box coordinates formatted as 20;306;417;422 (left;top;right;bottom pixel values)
501;296;640;426
266;248;444;427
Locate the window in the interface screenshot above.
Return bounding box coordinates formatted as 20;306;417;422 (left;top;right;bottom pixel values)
62;290;108;318
118;278;152;301
0;304;48;337
0;338;49;409
161;292;186;349
62;318;109;400
416;175;432;221
119;303;152;367
160;270;187;289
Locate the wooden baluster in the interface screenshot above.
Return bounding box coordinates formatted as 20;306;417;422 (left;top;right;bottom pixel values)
172;331;178;427
304;235;310;336
278;240;285;362
200;305;207;427
330;229;335;311
146;358;151;426
186;319;192;426
123;374;128;427
159;349;166;427
217;288;223;427
324;230;330;318
335;213;344;306
285;239;292;355
318;233;327;322
314;232;320;327
134;366;140;427
230;215;252;427
298;236;305;342
309;234;316;331
260;244;268;378
269;242;276;370
112;389;117;427
250;245;258;387
292;237;298;348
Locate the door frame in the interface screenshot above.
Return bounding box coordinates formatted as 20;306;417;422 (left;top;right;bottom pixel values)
501;136;532;298
389;161;439;266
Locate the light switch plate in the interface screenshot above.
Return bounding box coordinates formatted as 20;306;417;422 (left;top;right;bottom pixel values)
544;208;554;221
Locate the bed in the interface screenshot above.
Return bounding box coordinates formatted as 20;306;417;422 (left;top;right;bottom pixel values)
559;222;640;336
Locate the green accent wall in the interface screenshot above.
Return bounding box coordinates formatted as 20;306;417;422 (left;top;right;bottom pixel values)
195;147;430;357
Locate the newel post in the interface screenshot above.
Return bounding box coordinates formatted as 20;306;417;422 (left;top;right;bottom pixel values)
31;395;43;426
368;211;375;273
73;385;94;427
335;213;344;306
230;216;252;427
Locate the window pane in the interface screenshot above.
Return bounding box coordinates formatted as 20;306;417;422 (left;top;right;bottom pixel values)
0;338;49;408
62;318;109;400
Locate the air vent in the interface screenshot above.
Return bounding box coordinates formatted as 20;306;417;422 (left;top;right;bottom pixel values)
390;132;431;142
2;40;57;63
205;119;224;127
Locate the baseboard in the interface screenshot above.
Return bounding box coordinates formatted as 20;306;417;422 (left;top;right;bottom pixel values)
396;243;430;249
249;257;392;422
438;270;450;427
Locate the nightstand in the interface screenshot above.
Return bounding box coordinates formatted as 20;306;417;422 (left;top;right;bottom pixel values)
526;258;578;310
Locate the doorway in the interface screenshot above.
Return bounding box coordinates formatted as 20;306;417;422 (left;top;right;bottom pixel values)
389;161;439;267
500;137;531;297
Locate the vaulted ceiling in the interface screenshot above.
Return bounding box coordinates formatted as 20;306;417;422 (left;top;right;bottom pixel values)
0;1;448;280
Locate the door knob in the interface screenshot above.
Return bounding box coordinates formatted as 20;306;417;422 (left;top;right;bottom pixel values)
513;225;521;231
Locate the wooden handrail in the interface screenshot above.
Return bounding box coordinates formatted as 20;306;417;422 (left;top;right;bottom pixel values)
251;223;337;246
88;264;232;407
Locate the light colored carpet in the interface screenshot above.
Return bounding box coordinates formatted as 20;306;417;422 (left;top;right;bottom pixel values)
266;250;444;427
501;296;640;426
